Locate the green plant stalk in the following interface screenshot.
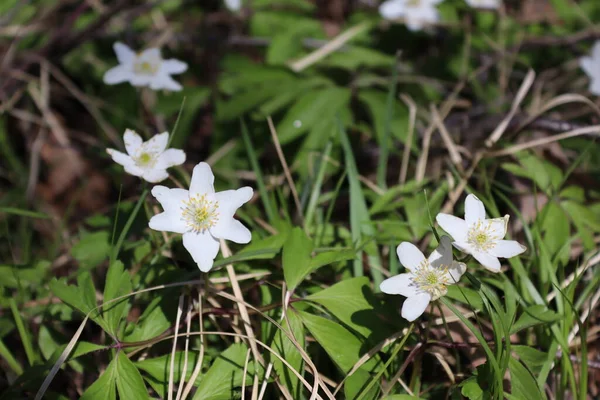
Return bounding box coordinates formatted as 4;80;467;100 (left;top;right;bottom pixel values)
376;55;399;189
110;187;149;265
9;298;37;366
440;297;504;400
356;323;414;400
0;337;23;375
304;140;332;233
240;119;276;222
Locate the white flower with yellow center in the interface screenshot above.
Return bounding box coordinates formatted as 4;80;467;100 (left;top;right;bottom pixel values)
148;162;253;272
380;236;466;322
436;194;526;272
106;129;185;183
103;42;188;91
379;0;443;31
465;0;501;9
580;41;600;96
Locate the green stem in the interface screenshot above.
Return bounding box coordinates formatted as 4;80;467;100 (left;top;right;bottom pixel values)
0;337;23;375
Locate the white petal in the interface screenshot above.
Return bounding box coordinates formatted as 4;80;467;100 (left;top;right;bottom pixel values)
224;0;242;11
182;231;220;272
466;0;500;9
446;261;466;283
396;242;426;272
210;219;252;243
428;236;453;269
145;132;169;153
379;0;405;20
156;149;186;169
123;129;143;156
214;187;253;219
590;79;600;96
435;213;468;242
407;4;439;27
130;74;153;87
161;59;188;74
142;168;169;183
151;185;189;214
472;251;501;272
486;216;508;239
113;42;135;64
580;57;595;77
138;48;162;61
149;211;186;233
107;148;143;176
490;240;526;258
103;65;132;85
452;241;473;255
592;40;600;61
464;194;486;225
150;74;183;91
189;162;215;196
379;273;419;297
401;293;431;322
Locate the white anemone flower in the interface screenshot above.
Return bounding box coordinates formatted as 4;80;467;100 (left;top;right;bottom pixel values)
580;41;600;96
436;194;526;272
149;162;253;272
103;42;188;91
106;129;185;183
379;0;443;31
224;0;242;12
465;0;501;9
380;236;466;322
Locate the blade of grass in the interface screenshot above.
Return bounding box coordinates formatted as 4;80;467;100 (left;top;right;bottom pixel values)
304;140;332;233
110;188;149;265
0;207;49;219
9;298;37;366
376;54;400;189
240;119;276;222
0;337;23;375
337;119;384;287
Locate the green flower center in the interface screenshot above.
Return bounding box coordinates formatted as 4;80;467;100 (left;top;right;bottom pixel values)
135;151;157;168
406;0;421;6
181;194;219;233
134;60;159;75
412;261;450;300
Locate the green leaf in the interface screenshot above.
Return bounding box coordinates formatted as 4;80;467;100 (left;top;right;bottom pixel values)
102;261;132;338
508;357;545;400
124;297;171;343
115;352;148;399
71;231;111;269
0;261;48;288
306;277;390;340
136;351;201;385
460;377;484;400
282;227;314;291
49;275;107;331
298;310;377;373
445;285;484;311
309;249;356;271
193;343;263;400
0;207;49;219
272;310;304;398
81;356;117;400
512;345;548;375
381;395;425;400
277;87;351;144
562;200;599;250
345;368;379;400
510;305;562;335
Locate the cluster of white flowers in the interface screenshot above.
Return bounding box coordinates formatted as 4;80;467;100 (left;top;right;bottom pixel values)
379;0;501;31
380;194;526;321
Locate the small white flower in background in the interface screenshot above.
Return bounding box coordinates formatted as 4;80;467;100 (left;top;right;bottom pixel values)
224;0;242;12
380;236;466;322
149;162;253;272
103;42;188;91
465;0;501;9
379;0;443;31
580;41;600;96
106;129;186;183
436;194;526;272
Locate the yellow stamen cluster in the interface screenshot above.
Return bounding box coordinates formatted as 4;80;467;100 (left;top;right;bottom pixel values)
467;220;498;252
412;261;451;300
181;194;219;234
406;0;422;6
